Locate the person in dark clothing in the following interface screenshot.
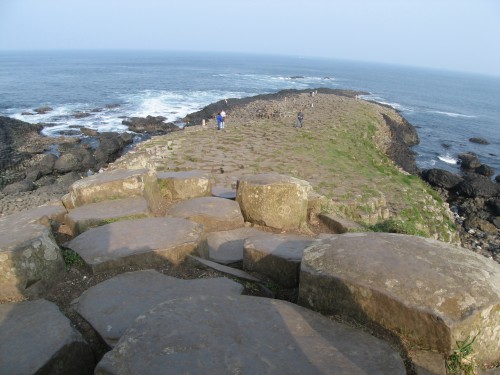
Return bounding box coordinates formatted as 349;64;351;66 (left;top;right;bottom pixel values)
297;111;304;128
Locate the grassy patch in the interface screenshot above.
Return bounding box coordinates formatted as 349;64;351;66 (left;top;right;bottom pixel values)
62;248;85;270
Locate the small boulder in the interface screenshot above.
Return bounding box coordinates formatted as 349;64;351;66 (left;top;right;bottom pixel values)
469;137;490;145
454;174;500;198
475;164;495;177
2;179;35;194
157;170;211;201
458;153;482;170
236;173;311;230
421;168;463;190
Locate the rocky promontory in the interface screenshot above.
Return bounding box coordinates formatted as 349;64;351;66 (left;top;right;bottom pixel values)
1;90;499;374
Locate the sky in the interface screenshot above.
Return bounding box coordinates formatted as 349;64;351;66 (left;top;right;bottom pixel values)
0;0;499;76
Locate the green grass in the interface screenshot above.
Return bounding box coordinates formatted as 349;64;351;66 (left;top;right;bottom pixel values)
445;333;479;375
62;248;84;271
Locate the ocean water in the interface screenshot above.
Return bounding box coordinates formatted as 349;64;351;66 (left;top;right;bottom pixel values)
0;50;499;174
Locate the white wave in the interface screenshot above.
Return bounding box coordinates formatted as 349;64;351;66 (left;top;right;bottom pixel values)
437;154;458;165
358;94;413;112
431;110;476;118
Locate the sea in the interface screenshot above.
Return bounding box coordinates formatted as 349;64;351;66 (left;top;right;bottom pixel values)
0;50;499;175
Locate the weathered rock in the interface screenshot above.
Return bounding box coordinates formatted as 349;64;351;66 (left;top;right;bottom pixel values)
454;174;500;198
157;170;211;201
66;217;206;272
319;213;363;233
236;173;311;230
382;113;419;174
65;196;150;235
34;106;53;114
469;137;490;145
95;295;406;375
475;164;495;177
0;299;94;375
0;205;67;300
1;179;35;194
421;168;463;189
94;132;125;168
73;270;243;347
62;168;159;210
30;153;58;176
54;152;81;173
458;153;482;170
122;115;180;134
298;232;500;365
167;196;244;232
244;233;315;287
81;127;99;137
205;227;267;264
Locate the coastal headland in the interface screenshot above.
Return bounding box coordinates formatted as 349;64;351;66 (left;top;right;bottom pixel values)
1;89;499;374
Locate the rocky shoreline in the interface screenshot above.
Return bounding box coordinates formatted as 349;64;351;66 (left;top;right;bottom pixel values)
1;89;499;262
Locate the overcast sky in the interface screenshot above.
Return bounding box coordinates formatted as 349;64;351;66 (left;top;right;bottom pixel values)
1;0;499;76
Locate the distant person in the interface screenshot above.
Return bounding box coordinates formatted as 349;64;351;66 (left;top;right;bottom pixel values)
297;111;304;128
220;110;226;127
216;112;223;130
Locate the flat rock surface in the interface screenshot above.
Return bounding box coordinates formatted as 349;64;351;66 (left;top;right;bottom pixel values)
0;202;67;229
66;217;205;272
73;270;243;347
65;196;150;235
298;232;500;364
0;299;94;375
95;295;406;375
206;227;267;264
167;196;244;232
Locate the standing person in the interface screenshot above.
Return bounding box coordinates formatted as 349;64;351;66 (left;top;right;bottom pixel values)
216;112;223;130
220;110;226;128
297;111;304;128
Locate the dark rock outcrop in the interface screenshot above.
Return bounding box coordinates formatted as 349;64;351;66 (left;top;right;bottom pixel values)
475;164;495;177
458;152;482;170
382;114;419;174
421;168;463;190
469;137;490;145
122;116;180;135
454;174;500;198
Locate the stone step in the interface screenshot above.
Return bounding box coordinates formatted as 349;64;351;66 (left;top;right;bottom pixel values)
211;185;237;200
157;170;211;201
65;196;151;235
188;255;262;283
72;270;244;347
167;196;244;232
62;168;160;211
94;294;406;375
66;217;206;273
0;299;94;375
205;227;267;265
243;233;315;287
298;232;500;366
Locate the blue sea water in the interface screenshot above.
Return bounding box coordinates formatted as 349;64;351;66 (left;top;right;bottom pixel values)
0;50;499;174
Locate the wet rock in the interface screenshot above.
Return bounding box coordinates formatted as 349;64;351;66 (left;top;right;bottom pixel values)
475;164;495;177
421;168;463;189
122;115;180;135
33;106;53;114
454;174;500;198
458;152;482;170
469;137;490;145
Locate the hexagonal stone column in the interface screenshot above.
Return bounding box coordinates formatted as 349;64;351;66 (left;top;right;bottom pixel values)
66;217;206;273
298;232;500;365
0;299;94;374
95;295;405;374
62;168;160;211
236;173;311;230
157;170;211;201
244;233;315;287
